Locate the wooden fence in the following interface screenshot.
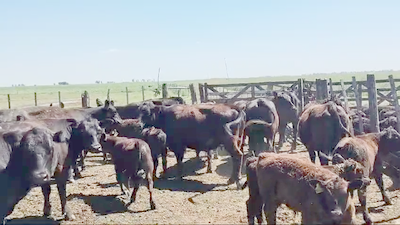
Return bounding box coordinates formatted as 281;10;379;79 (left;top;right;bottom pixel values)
198;75;400;109
198;74;400;134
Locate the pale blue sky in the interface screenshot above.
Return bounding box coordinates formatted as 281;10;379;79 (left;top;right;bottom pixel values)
1;1;400;86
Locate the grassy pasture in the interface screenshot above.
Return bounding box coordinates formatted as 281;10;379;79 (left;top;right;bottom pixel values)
1;70;399;109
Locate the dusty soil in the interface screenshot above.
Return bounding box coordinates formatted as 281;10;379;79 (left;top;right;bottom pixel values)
5;142;400;224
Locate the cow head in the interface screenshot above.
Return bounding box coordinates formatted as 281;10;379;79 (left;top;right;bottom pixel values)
55;118;103;153
272;90;298;113
97;99;122;125
139;101;161;127
379;126;400;156
6;127;57;186
308;177;369;224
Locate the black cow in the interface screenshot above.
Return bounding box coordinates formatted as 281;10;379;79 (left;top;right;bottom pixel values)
0;126;63;223
112;97;185;120
139;102;246;187
272;90;300;151
244;98;279;154
0;118;103;222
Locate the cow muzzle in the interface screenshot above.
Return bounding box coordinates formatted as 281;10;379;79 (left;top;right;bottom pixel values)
330;209;343;225
89;143;102;153
31;171;51;185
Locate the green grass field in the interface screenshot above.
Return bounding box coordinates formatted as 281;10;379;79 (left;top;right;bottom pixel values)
1;70;399;109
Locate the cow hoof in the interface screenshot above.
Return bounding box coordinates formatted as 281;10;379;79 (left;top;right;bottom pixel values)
227;177;236;185
150;202;156;210
384;199;392;205
235;178;246;190
43;208;51;217
67;178;76;184
207;168;212;173
64;212;76;221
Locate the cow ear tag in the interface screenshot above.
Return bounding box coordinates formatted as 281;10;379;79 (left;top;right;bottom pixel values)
315;183;324;194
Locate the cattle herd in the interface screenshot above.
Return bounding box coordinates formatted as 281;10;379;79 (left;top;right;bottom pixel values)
0;91;400;224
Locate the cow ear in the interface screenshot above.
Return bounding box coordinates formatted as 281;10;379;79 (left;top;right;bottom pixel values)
309;180;324;194
66;118;78;128
110;100;115;106
105;100;110;108
332;153;345;164
347;178;371;192
100;133;107;141
3;132;22;147
53;131;68;143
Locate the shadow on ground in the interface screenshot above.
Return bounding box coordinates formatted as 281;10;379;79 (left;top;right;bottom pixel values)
69;193;127;215
5;216;60;225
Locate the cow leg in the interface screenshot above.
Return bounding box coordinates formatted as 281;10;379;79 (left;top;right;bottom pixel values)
152;153;159;179
174;147;185;179
145;171;156;210
213;146;219;159
224;141;242;185
79;150;86;171
207;150;213;173
161;148;167;177
277;124;286;149
41;184;51;217
246;197;263;225
116;172;127;196
290;121;298;151
358;188;372;225
127;179;140;206
263;203;277;225
115;163;128;195
56;177;75;221
375;174;392;205
308;149;317;164
73;163;82;179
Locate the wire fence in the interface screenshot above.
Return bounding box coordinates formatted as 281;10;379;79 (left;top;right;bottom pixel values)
0;83;193;109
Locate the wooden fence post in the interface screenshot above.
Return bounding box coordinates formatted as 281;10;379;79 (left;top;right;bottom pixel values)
251;85;255;99
58;91;61;106
298;78;304;113
198;83;205;103
34;92;37;106
316;79;328;101
126;87;129;104
81;91;90;108
329;78;334;97
189;83;197;104
367;74;379;132
204;83;209;102
162;83;168;98
7;94;11;109
389;75;400;132
352;76;363;133
340;79;348;111
142;86;145;101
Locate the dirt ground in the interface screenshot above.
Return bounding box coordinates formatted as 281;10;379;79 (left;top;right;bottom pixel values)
5;142;400;224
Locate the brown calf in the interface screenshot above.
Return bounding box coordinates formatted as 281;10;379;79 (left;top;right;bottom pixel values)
101;118;167;178
100;134;156;210
331;127;400;224
254;153;367;224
